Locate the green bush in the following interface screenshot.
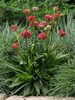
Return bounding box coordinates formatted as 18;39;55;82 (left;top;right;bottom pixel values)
50;57;75;96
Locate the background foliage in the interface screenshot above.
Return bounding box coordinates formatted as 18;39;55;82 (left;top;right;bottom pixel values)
0;0;75;24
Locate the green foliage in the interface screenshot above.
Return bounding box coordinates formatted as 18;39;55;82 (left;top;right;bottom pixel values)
48;12;75;97
58;12;75;56
50;57;75;96
0;23;13;94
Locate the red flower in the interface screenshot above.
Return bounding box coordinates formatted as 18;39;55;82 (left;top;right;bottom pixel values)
44;14;53;21
20;30;31;38
10;25;18;31
37;32;46;40
12;42;19;49
27;16;35;22
54;13;61;18
58;29;67;37
38;21;47;28
29;21;39;27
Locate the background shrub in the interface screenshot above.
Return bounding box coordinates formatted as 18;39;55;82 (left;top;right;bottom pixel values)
0;0;75;24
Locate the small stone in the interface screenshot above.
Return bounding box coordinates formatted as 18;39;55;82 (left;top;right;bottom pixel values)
6;96;25;100
0;94;7;100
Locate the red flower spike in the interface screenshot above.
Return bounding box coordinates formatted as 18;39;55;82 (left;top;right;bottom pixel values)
37;32;46;40
27;16;36;22
58;29;67;37
10;25;18;31
20;30;31;38
12;42;19;49
44;14;53;21
29;21;39;27
33;21;39;27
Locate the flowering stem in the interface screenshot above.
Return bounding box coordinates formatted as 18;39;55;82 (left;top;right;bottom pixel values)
26;15;28;28
15;32;23;63
32;27;36;55
42;40;46;68
26;38;28;66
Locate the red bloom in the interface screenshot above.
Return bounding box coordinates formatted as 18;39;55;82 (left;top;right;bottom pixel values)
58;29;67;37
54;13;61;18
44;14;53;21
12;42;19;49
10;25;18;31
20;30;31;38
27;16;35;22
37;32;46;40
38;21;47;28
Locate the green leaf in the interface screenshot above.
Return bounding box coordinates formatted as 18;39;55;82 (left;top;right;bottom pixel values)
55;53;69;61
34;82;40;95
11;84;26;95
34;54;44;61
6;63;24;73
16;72;33;81
10;78;23;88
28;56;33;73
23;86;30;96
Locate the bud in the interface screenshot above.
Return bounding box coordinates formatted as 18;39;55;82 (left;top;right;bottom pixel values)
31;43;35;51
12;42;19;49
44;53;48;57
44;25;51;31
32;43;35;47
10;25;18;31
23;8;30;14
51;21;56;27
54;13;61;19
32;6;39;11
53;6;58;13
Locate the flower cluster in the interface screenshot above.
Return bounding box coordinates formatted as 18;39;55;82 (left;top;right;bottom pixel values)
11;7;67;49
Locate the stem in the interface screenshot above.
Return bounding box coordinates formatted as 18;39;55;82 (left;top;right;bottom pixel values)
33;27;36;55
26;15;28;28
26;38;28;66
15;32;23;63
